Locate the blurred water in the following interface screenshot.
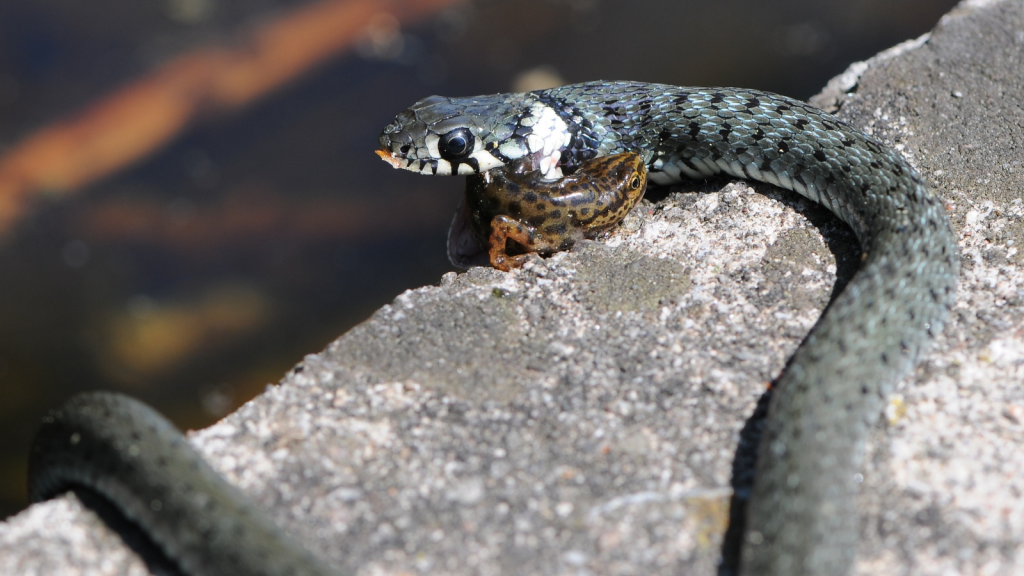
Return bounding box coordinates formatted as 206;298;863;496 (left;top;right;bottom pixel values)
0;0;958;517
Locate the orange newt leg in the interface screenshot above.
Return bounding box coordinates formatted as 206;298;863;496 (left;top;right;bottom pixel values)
488;215;541;271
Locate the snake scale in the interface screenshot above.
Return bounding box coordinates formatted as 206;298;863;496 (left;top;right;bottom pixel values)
28;81;958;576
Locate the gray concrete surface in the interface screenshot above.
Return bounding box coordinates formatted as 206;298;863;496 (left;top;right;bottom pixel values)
1;0;1022;574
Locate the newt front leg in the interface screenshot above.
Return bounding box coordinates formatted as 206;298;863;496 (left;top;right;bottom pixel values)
488;215;543;271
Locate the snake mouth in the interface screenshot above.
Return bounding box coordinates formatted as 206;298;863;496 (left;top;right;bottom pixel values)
375;149;403;169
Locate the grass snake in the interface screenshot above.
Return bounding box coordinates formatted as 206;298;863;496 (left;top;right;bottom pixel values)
378;80;959;574
28;80;958;576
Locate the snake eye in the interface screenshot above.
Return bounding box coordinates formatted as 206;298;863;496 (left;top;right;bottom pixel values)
438;128;474;161
629;174;642;190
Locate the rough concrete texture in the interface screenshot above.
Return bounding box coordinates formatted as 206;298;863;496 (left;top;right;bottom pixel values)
2;0;1022;574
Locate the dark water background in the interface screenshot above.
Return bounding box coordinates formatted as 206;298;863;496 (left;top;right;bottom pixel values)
0;0;958;517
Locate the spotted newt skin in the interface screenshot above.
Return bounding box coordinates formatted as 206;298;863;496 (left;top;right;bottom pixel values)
466;152;647;270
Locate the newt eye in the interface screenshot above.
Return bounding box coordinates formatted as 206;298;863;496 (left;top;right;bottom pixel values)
439;128;474;161
629;174;642;190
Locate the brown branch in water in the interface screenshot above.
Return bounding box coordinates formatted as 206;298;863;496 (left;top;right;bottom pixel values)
0;0;463;235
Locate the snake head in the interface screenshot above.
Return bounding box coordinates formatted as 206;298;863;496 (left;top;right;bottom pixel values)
378;91;573;179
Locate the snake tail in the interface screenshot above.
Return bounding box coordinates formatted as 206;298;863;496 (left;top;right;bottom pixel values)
28;391;339;576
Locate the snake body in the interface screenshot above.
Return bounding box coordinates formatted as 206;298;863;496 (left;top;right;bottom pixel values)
29;392;337;576
378;81;960;574
27;81;958;576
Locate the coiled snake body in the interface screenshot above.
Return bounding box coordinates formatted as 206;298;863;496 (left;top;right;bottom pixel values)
29;81;958;576
378;81;960;575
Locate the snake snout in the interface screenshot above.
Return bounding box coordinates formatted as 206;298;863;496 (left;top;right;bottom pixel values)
377;108;429;168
